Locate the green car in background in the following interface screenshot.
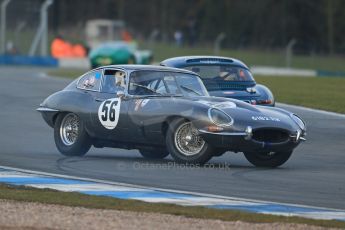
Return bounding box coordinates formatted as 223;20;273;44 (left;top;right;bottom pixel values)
89;41;153;68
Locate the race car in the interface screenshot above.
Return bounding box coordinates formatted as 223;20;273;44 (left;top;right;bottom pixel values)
89;42;153;68
161;56;275;106
37;65;306;167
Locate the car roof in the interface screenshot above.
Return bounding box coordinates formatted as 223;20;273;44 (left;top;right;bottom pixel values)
160;56;249;69
94;64;198;75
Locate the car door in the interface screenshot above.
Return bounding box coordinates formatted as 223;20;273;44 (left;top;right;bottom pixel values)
126;72;176;144
88;68;130;141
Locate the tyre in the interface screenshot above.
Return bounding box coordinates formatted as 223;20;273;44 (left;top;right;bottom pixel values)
243;150;293;167
54;113;92;156
166;118;214;164
213;148;227;157
139;148;169;159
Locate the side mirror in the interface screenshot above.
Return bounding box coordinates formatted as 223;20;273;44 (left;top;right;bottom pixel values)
117;90;125;98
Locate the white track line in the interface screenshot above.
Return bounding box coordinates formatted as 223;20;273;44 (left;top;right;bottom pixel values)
1;165;344;213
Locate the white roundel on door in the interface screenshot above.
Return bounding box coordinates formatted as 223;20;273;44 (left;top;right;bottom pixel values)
98;98;121;129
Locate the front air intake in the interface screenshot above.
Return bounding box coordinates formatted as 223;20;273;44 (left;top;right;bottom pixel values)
252;129;289;143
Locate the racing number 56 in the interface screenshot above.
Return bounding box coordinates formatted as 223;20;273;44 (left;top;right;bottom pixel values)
101;101;118;122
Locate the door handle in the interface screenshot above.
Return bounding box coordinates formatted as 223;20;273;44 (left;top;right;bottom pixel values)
95;98;105;102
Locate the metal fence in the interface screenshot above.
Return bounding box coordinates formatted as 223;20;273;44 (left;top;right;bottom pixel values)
1;0;55;56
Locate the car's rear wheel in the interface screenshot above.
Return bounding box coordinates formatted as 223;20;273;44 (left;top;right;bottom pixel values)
139;148;169;159
243;150;293;167
166;119;214;164
54;113;91;156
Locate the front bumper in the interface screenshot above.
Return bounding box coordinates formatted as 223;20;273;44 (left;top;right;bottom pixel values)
36;107;59;128
198;126;306;152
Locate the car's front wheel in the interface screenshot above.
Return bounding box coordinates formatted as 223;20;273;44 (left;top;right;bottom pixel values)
213;148;227;157
139;148;169;159
243;150;293;167
54;113;91;156
166;119;214;164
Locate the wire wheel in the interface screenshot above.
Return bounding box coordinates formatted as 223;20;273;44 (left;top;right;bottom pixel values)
174;122;205;156
59;113;80;146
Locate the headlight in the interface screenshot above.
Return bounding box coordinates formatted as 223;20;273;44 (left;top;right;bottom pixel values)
291;114;306;130
208;108;234;127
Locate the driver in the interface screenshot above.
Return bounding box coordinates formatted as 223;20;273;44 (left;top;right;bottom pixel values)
103;71;126;93
115;71;126;88
214;66;236;81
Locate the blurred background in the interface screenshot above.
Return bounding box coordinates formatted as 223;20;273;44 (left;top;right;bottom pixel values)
1;0;345;71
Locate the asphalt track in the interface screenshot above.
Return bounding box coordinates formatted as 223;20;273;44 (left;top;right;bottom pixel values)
0;66;344;209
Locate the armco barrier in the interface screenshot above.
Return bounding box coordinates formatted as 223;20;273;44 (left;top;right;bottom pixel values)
0;55;58;67
0;55;90;69
58;57;90;69
251;66;345;78
317;70;345;77
250;66;316;77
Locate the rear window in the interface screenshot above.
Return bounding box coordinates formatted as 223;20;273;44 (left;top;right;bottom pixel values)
184;65;254;82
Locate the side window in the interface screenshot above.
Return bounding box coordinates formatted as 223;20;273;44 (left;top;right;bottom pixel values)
147;79;168;94
77;71;102;91
155;80;168;94
102;69;126;94
129;71;181;96
129;71;161;95
163;75;180;95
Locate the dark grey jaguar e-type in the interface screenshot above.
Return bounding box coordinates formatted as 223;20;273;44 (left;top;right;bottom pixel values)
37;65;306;167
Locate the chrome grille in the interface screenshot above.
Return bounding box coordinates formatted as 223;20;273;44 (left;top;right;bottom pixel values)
252;129;290;143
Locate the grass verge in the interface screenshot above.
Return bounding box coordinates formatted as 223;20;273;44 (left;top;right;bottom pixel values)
0;184;344;228
47;69;345;114
255;76;345;114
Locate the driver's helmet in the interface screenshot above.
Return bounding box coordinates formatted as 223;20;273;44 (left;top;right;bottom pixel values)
115;71;126;87
219;65;230;78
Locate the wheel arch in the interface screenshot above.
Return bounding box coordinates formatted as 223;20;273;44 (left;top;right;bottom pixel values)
161;116;190;138
52;111;68;126
40;90;93;127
